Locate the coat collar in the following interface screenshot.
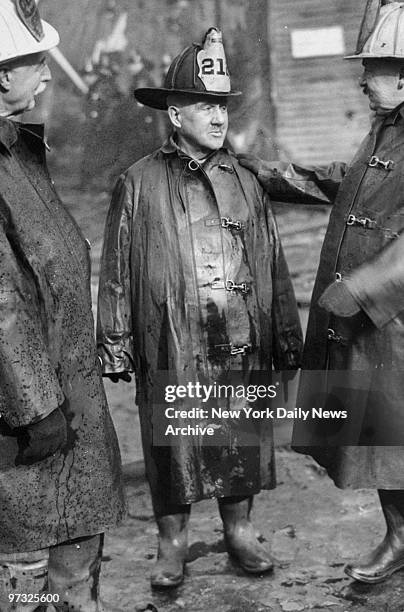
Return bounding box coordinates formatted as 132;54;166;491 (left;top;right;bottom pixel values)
159;132;229;163
0;117;47;151
0;117;18;150
384;103;404;127
160;134;178;155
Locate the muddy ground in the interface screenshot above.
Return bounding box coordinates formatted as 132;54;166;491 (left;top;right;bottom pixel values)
59;185;404;611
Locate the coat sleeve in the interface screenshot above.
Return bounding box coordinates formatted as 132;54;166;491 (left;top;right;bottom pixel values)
255;161;347;205
346;232;404;329
266;194;304;369
97;174;135;374
0;208;64;428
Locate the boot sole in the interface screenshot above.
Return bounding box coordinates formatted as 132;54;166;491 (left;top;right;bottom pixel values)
228;552;274;575
344;560;404;584
237;562;274;575
150;573;184;589
150;561;185;589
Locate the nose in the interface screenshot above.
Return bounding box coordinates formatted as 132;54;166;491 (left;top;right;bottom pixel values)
359;70;367;88
211;106;226;124
41;63;52;82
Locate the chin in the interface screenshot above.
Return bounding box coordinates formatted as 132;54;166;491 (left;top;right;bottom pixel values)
11;102;35;117
375;106;392;116
208;139;224;150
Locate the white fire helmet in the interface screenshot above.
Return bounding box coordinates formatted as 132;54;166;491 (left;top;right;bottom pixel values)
346;1;404;59
0;0;59;65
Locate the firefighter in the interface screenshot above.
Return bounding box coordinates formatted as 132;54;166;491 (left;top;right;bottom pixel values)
239;0;404;585
0;1;125;609
97;28;302;587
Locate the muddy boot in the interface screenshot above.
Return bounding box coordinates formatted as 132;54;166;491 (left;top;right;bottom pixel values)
151;507;190;588
345;490;404;583
218;496;273;574
0;549;48;612
48;533;105;611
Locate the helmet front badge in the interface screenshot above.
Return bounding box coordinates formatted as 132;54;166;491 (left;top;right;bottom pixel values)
15;0;44;42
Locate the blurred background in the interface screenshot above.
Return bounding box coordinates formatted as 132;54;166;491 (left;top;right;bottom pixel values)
32;0;370;189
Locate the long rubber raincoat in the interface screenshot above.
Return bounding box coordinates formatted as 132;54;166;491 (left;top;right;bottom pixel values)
0;118;125;553
97;137;302;506
250;105;404;488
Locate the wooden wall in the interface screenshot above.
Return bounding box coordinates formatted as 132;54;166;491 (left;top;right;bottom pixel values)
269;0;371;164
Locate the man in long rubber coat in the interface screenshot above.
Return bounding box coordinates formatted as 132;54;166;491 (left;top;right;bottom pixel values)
97;28;302;588
238;0;404;586
0;2;125;609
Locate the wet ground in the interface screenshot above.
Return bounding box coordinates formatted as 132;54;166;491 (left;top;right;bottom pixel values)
59;186;404;611
101;448;404;612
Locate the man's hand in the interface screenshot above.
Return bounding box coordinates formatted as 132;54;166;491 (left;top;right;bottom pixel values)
318;281;361;317
237;153;263;177
103;372;132;383
14;406;68;466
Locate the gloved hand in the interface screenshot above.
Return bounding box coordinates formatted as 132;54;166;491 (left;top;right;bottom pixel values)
103;371;132;383
318;281;360;317
237;153;263;177
14;406;68;466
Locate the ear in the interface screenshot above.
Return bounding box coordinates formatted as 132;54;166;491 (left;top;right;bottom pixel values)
167;105;182;129
398;67;404;90
0;67;12;92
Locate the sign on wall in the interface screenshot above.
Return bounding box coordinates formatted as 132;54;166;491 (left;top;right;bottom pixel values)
291;26;345;58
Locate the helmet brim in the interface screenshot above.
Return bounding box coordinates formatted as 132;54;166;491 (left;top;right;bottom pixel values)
344;52;404;60
134;87;242;110
344;53;363;60
37;20;60;53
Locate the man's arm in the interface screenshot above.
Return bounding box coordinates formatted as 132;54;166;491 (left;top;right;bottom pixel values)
342;233;404;329
318;229;404;328
238;156;347;206
266;196;304;370
0;212;65;429
97;175;135;379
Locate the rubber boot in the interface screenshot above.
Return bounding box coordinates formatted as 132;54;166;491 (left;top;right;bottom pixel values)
218;496;273;574
0;549;48;612
345;490;404;583
150;507;190;588
48;534;105;611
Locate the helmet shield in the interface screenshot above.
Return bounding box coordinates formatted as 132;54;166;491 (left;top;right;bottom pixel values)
356;0;383;55
15;0;44;42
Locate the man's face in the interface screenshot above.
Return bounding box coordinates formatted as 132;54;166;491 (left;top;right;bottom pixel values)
1;52;51;116
360;58;404;115
170;96;228;159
